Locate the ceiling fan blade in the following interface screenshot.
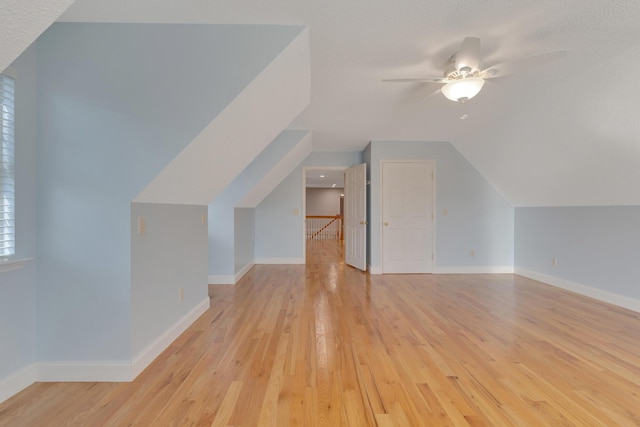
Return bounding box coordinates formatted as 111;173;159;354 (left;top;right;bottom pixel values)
382;77;446;83
394;85;443;108
455;37;481;73
482;50;567;79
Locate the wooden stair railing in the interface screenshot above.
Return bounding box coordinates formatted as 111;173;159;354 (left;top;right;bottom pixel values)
311;217;338;239
306;215;343;240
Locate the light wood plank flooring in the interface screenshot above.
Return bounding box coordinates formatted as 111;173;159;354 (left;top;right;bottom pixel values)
2;240;640;425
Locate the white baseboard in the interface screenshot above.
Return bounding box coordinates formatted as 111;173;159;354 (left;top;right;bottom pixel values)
38;297;211;383
37;361;131;382
254;258;304;265
368;265;382;275
1;297;211;402
367;265;513;275
131;296;210;379
516;268;640;314
235;263;254;282
433;266;514;274
208;275;235;285
0;364;37;404
208;263;255;285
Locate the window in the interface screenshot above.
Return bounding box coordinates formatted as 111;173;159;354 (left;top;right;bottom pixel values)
0;74;15;258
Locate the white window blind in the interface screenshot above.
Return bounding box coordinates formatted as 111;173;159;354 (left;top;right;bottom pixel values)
0;74;15;258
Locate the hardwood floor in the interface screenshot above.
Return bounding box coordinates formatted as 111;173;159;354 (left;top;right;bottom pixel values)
2;240;640;425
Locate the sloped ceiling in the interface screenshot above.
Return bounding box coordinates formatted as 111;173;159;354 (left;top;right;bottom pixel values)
134;27;310;205
0;0;76;72
52;0;640;206
237;130;312;208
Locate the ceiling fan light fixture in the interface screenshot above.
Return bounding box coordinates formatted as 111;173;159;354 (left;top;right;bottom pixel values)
441;77;485;102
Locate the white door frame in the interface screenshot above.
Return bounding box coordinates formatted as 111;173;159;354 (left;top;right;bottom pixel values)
302;166;347;261
379;160;436;273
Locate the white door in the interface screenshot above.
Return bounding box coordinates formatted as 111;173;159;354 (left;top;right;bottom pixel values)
382;162;434;273
344;163;367;271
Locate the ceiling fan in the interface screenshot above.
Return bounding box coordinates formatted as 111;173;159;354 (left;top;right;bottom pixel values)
383;37;566;102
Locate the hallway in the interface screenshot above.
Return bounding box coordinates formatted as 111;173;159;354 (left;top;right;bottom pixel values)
305;238;345;266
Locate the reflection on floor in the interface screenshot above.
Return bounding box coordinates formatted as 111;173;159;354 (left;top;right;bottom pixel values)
305;238;344;265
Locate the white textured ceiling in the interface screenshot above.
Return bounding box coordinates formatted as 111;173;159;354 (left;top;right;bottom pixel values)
306;168;345;189
0;0;76;72
45;1;640;205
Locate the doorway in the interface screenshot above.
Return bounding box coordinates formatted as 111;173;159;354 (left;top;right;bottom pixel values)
303;167;346;264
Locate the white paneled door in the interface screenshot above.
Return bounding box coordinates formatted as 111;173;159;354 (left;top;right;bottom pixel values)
382;161;434;273
344;163;367;271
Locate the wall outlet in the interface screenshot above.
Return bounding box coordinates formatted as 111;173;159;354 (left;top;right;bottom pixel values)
442;208;448;216
552;257;558;267
470;250;475;257
201;214;206;226
178;287;184;302
137;217;145;235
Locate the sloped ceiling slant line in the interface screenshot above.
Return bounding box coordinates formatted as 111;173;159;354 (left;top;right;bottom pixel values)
0;0;76;72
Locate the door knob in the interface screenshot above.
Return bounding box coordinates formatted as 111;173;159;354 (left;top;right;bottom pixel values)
384;222;389;226
360;220;368;225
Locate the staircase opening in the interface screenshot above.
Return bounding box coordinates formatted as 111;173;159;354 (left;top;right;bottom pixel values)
303;167;345;264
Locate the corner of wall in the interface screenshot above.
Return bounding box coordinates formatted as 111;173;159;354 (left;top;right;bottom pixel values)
130;297;210;379
0;365;37;405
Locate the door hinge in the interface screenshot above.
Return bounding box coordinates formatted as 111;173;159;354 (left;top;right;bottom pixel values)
366;180;371;185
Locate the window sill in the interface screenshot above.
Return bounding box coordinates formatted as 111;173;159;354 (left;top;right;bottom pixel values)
0;257;34;273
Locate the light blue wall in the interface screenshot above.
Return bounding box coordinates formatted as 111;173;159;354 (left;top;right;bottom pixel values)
515;206;640;299
0;46;37;382
208;194;236;277
131;203;208;357
208;129;309;276
254;151;363;260
34;23;302;362
234;208;255;274
255;170;304;260
366;141;514;270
